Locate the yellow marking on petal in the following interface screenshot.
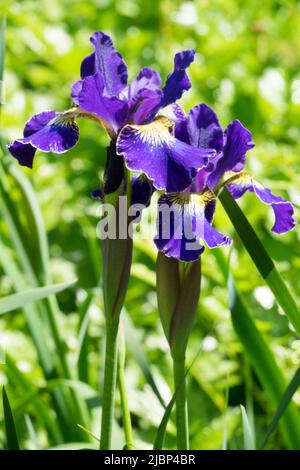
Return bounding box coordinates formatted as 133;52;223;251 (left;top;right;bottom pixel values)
168;189;216;209
217;171;252;192
129;116;174;147
157;104;185;123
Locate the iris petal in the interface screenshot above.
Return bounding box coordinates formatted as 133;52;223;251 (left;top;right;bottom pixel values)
161;50;195;108
15;113;79;153
186;103;224;151
77;73;129;131
226;173;296;234
132;174;154;207
117;117;215;193
7;141;36;168
80;32;128;97
126;67;162;102
155;191;231;262
130;88;163;125
7;110;60;167
208;120;254;189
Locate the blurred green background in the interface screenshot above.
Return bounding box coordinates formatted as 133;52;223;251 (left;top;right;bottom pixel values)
1;0;300;450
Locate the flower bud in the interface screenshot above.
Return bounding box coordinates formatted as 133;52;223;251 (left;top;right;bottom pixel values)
101;144;132;322
156;252;201;359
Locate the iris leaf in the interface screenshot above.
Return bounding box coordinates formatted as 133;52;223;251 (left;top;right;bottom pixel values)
2;387;20;450
227;268;300;449
240;405;255;450
219;187;300;337
0;280;77;315
261;367;300;449
124;312;166;408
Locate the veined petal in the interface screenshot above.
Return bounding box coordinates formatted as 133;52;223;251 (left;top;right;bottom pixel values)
208;120;254;189
126;67;162;102
13;112;79;154
81;32;128;96
7;110;62;167
157;103;186;124
226;172;296;234
161;50;195;108
130;88;163;125
155;191;231;262
155;194;204;262
131;174;155;223
117;117;215;193
70;80;83;105
132;174;154;207
186;103;224;151
77;73;129;131
7;141;36;168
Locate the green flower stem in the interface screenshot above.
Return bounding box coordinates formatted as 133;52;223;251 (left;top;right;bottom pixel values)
100;320;119;450
118;326;134;449
173;356;189;450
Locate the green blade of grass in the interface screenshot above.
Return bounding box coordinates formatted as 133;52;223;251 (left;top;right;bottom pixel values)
2;355;61;443
228;271;300;449
219;188;300;337
124;312;166;408
1;156;90;432
0;280;77;314
77;292;93;383
153;346;203;450
240;405;255;450
153;394;176;450
261;367;300;449
0;16;5;107
2;387;20;450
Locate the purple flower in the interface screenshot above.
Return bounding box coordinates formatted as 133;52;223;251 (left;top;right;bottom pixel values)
8;31;214;197
7;110;80;168
155;103;296;261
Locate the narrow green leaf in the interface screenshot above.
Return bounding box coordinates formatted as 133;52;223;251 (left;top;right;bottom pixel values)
153;347;203;450
153;394;176;450
77;292;93;383
240;405;255;450
261;368;300;449
0;16;5;82
2;387;20;450
219;188;300;337
2;159;91;432
0;280;77;315
228;271;300;449
124;312;166;408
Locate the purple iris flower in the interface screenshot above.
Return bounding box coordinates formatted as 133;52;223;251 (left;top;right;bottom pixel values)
155;103;296;261
8;32;215;196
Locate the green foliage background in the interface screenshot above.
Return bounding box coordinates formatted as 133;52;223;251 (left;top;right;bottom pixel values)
0;0;300;450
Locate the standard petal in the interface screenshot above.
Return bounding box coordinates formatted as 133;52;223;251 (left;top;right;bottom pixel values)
117;117;215;193
80;32;128;96
70;80;83;105
161;50;195;107
208;120;254;189
186;103;224;151
77;73;128;131
226;173;296;234
126;67;162;102
130;88;163;125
